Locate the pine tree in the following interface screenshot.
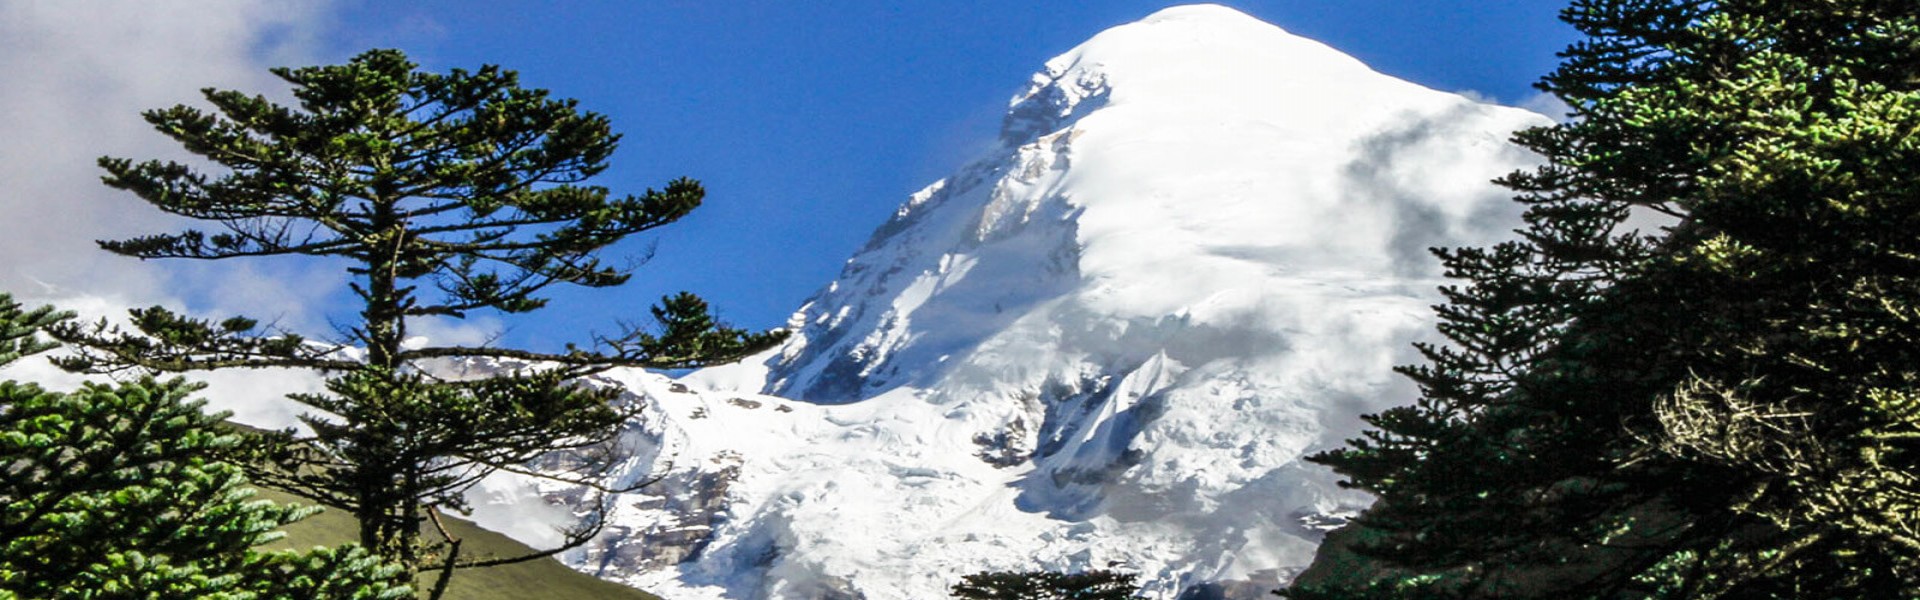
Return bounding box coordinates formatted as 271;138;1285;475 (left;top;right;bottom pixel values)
0;293;406;599
1286;1;1920;598
1;378;411;600
950;569;1141;600
50;49;783;588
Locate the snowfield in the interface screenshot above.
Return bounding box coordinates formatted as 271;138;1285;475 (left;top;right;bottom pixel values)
498;5;1552;599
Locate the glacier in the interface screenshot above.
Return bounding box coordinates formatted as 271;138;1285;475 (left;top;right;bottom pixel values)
525;5;1552;599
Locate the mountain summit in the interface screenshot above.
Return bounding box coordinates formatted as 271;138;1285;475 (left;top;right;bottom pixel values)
762;3;1539;406
549;5;1550;598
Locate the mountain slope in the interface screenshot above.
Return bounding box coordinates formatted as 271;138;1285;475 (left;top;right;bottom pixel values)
549;5;1551;599
254;486;661;600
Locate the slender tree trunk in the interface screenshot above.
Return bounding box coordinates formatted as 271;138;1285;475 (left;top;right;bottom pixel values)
358;193;420;570
362;210;406;371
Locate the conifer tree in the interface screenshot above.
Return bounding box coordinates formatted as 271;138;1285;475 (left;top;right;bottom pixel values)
950;569;1141;600
51;49;783;587
0;294;406;599
1286;1;1920;598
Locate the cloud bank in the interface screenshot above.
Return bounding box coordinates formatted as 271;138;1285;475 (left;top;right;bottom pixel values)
0;0;336;425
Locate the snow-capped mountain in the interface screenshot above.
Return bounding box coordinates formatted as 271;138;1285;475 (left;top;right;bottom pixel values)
534;5;1550;599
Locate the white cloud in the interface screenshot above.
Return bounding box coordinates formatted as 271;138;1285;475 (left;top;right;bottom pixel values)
1519;90;1575;123
0;0;335;424
1452;88;1574;124
0;0;330;304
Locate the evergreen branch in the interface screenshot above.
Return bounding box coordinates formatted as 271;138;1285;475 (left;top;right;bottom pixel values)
48;308;360;374
97;228;361;260
0;295;73;367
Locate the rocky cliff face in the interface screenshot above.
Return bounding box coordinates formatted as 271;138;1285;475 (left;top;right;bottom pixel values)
537;5;1551;599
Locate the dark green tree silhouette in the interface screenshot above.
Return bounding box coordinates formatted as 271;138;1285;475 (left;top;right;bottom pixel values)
0;294;406;599
951;569;1141;600
51;49;783;589
1287;1;1920;598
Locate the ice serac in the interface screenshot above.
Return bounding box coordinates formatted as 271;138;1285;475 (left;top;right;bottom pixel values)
558;4;1551;599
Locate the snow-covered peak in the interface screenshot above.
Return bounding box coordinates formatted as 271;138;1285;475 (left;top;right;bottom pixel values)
763;3;1543;403
1135;3;1258;22
1052;3;1377;101
558;7;1553;599
1004;4;1398;148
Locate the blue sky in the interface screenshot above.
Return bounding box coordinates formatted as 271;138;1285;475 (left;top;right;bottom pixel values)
0;2;1579;354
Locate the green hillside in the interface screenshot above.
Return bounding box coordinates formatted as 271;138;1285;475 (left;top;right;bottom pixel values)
254;487;661;600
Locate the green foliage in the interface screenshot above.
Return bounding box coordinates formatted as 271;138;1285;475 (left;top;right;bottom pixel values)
0;292;404;598
0;299;67;367
51;48;785;588
1286;1;1920;598
950;569;1141;600
0;378;409;599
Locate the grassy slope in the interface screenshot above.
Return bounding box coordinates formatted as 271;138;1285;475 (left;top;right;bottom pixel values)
254;487;660;600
